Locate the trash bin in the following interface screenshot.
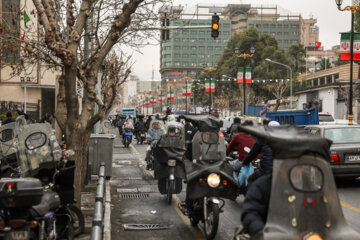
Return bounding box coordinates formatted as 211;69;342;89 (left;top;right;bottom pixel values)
88;134;115;179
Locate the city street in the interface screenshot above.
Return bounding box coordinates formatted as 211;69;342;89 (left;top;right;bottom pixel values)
109;131;360;240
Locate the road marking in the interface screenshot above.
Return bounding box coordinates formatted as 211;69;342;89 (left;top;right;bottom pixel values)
341;201;360;214
131;145;205;240
172;195;206;240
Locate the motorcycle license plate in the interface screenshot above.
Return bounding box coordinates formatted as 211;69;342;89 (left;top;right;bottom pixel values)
8;231;29;240
168;160;177;166
346;155;360;162
141;133;146;137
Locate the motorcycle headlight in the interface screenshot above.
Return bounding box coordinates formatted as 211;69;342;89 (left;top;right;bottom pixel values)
207;173;220;188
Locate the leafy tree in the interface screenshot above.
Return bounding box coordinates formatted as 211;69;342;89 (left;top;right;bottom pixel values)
214;28;292;112
287;44;306;73
319;58;332;70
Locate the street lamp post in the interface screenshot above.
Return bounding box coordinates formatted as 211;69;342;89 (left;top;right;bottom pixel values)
336;0;360;125
234;47;255;116
265;58;293;109
203;64;217;114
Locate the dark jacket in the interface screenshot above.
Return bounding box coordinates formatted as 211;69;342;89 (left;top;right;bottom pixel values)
243;139;273;173
226;133;257;161
241;174;271;236
227;123;241;135
135;121;147;132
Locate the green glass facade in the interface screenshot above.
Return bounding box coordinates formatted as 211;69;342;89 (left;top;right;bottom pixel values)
247;20;300;50
160;19;232;79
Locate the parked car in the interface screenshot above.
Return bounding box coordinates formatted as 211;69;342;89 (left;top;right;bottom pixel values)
305;125;360;178
318;112;335;124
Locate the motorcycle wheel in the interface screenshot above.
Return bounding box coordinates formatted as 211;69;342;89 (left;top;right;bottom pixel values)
68;205;85;236
167;179;174;204
204;202;220;240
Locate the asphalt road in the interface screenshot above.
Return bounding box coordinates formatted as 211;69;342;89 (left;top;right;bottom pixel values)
111;138;360;240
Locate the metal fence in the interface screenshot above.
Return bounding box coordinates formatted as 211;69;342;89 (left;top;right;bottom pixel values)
91;163;105;240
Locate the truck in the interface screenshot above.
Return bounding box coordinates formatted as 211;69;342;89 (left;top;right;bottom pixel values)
266;107;319;125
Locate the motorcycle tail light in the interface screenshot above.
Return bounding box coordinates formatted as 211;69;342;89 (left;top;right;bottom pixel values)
330;154;339;163
30;221;38;229
0;222;5;230
219;132;224;138
304;233;322;240
8;220;26;229
222;180;228;186
198;178;204;184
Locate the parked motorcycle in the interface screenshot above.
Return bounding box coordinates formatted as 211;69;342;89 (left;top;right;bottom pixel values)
0;122;84;239
152;122;186;204
233;125;360;240
180;115;240;240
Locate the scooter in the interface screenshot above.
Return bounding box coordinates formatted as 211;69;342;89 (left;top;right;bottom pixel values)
180;115;240;240
123;128;133;148
233;125;360;240
152;124;186;204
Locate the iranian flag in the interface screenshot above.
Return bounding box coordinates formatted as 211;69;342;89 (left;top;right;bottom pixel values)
205;79;215;93
167;91;174;100
182;86;191;96
340;32;360;61
151;97;157;104
237;68;252;84
158;95;165;102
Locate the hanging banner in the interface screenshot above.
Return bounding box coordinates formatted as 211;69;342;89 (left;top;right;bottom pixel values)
205;79;215;93
182;86;192;96
237;67;252;84
340;32;360;61
167;91;174;100
158;95;165;102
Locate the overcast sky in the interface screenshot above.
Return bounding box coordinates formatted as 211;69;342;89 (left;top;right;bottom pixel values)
129;0;351;82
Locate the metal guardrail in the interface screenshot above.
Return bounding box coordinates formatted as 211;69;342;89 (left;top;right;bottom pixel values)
91;162;105;240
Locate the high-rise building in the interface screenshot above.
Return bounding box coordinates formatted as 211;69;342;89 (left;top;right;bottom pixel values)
160;18;232;80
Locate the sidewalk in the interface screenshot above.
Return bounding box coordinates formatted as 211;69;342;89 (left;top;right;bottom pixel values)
108;130;196;240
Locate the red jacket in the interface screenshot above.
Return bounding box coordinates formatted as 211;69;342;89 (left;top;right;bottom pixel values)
226;132;257;161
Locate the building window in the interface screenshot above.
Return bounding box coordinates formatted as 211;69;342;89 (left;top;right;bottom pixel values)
190;54;196;58
165;62;172;66
207;46;213;50
2;0;20;63
284;32;289;35
182;29;189;34
271;32;276;36
183;54;189;58
174;62;180;66
164;46;171;50
182;46;188;50
263;24;269;28
223;31;230;35
271;24;276;28
191;30;197;34
199;46;205;51
200;55;205;59
174;38;180;42
164;54;171;58
174;46;180;50
183;62;189;66
199;38;205;42
277;32;282;35
174;54;180;58
190;38;196;42
199;30;205;35
191;46;197;50
215;46;221;50
249;24;254;28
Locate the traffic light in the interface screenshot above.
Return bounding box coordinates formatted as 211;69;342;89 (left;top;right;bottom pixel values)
211;14;220;39
161;18;170;41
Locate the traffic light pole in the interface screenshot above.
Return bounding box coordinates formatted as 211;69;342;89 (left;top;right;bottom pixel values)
242;63;246;116
186;80;188;113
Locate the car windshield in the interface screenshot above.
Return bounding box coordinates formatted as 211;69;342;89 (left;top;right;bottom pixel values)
324;127;360;143
319;115;334;122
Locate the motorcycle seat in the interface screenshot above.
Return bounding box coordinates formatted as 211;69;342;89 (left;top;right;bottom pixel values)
30;190;61;217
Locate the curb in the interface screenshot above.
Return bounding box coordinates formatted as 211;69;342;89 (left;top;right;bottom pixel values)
103;179;111;239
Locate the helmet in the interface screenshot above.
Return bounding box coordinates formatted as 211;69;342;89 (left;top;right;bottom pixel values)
268;121;280;126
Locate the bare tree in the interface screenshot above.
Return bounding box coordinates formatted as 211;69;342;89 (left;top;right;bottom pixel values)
0;0;169;202
267;81;288;111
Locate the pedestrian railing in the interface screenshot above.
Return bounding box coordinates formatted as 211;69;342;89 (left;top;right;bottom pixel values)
91;162;105;240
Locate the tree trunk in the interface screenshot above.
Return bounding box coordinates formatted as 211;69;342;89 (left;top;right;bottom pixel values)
66;127;91;204
274;99;281;111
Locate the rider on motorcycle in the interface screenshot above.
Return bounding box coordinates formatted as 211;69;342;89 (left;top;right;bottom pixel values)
227;117;242;140
146;120;164;170
122;118;134;144
226;120;257;180
242;120;279;186
134;118;147;142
